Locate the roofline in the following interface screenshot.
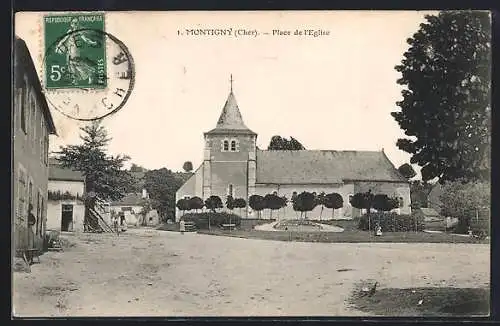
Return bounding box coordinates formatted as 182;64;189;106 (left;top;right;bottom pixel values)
176;163;202;193
14;37;57;135
380;150;409;183
255;182;344;186
49;177;85;182
344;178;409;184
204;129;257;136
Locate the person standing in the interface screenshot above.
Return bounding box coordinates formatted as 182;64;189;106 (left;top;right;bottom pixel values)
179;218;186;235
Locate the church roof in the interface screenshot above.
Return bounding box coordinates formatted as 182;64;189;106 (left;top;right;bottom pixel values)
255;150;407;184
205;91;256;136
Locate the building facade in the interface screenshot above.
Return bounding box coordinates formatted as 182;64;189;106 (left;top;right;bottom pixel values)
175;88;411;221
13;37;57;251
46;158;86;232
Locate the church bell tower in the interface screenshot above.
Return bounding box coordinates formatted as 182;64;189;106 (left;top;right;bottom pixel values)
202;75;257;215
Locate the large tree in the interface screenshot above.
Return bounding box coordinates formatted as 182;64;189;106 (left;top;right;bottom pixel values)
182;161;194;173
55;121;134;230
144;168;185;220
391;11;491;183
267;135;306;150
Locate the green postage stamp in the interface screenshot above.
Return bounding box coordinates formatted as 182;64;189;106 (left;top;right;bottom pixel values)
44;13;106;89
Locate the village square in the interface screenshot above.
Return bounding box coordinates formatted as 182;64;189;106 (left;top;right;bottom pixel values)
12;11;490;317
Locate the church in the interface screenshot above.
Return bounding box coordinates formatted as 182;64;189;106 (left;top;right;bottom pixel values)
175;83;411;220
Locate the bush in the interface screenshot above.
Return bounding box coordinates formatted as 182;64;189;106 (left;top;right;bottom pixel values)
358;212;424;232
182;212;241;230
454;217;490;236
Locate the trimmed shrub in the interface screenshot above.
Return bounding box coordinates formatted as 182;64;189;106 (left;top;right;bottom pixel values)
358;212;424;232
182;212;241;230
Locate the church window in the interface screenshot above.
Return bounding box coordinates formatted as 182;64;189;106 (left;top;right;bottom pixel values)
230;140;236;151
398;197;404;207
223;140;229;151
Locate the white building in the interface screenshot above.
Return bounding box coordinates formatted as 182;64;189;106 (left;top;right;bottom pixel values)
46;158;85;232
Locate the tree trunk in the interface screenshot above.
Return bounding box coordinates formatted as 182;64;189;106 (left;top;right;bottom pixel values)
332;207;335;220
320;206;323;221
270;209;273;219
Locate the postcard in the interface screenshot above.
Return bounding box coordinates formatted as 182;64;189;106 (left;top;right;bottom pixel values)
12;10;491;317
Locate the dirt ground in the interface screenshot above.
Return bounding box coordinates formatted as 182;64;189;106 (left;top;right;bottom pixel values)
12;228;490;317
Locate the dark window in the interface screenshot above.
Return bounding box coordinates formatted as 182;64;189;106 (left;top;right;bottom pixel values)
230;140;236;151
223;140;229;151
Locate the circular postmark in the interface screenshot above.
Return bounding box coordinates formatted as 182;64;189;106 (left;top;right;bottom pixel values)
43;27;135;121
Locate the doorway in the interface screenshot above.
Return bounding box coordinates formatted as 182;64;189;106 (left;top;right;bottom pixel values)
61;204;74;232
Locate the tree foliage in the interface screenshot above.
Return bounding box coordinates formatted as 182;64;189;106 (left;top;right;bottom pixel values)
267;135;306;150
205;195;223;212
182;161;194;173
130;163;147;172
410;180;434;208
324;192;344;219
373;194;399;212
226;195;235;210
398;163;417;180
439;179;490;219
176;198;190;214
55;121;134;202
292;191;317;218
392;11;491;183
144;168;185;220
249;195;266;218
350;191;374;213
188;196;205;212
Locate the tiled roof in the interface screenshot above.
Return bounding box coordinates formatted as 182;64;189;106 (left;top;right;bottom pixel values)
205;91;256;135
49;158;85;182
255;150;407;184
111;193;145;206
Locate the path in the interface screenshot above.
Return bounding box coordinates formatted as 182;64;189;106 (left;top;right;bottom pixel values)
12;228;490;317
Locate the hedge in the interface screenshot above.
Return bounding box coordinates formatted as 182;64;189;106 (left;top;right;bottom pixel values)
358;212;424;232
181;212;241;230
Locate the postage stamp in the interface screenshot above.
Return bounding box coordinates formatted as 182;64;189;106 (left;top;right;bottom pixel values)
44;13;107;89
41;12;135;121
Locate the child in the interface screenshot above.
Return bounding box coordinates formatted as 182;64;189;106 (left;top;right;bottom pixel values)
179;218;186;235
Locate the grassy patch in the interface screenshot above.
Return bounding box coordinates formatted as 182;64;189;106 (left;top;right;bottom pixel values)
197;228;489;244
348;284;490;316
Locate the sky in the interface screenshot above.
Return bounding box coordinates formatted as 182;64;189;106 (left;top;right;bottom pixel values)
15;11;438;175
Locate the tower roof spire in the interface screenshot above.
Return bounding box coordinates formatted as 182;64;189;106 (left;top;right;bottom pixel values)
204;76;257;136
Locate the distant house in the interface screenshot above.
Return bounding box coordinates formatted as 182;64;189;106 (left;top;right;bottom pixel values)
427;183;443;212
110;189;160;226
13;37;57;252
46;158;86;232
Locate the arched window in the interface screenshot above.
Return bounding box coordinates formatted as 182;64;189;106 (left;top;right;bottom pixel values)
230;140;237;151
223;140;229;151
